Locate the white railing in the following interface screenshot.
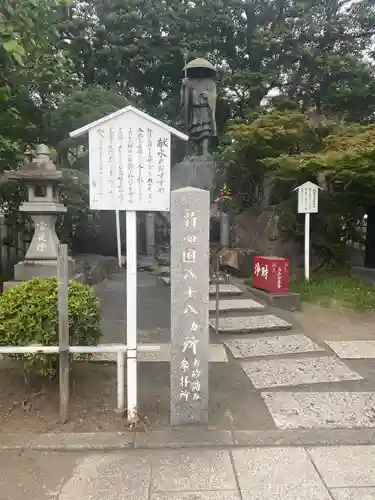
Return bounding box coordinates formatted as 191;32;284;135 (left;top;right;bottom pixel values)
1;244;160;423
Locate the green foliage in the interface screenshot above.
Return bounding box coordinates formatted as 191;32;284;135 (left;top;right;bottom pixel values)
0;0;74;170
0;277;101;377
44;87;129;168
291;273;375;311
61;0;375;124
219;109;375;265
219;110;333;209
1;0;375;265
246;271;375;311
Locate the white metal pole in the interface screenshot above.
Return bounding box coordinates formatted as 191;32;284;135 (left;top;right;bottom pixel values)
126;210;138;422
115;209;122;267
305;212;310;281
117;350;125;414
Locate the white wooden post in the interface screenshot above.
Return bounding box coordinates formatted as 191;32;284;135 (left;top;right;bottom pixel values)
294;181;322;282
304;212;310;281
115;209;122;268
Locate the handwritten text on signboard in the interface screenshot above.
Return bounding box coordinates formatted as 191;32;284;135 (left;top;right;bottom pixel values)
88;111;170;212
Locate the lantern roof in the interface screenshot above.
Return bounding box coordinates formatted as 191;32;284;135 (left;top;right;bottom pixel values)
8;145;62;182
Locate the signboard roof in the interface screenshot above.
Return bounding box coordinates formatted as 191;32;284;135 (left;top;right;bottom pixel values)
69;105;189;141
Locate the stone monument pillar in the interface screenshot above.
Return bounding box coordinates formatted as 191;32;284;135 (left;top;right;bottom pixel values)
3;145;74;291
170;187;210;425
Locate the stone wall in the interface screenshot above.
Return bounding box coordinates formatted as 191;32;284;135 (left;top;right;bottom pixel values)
230;209;302;270
72;254;118;285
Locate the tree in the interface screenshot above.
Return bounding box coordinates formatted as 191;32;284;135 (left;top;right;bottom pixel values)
60;0;375;127
44;86;129;168
219;108;375;266
0;0;75;170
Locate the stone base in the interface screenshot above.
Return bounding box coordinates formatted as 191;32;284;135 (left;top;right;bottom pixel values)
13;259;75;281
3;281;21;292
249;286;300;311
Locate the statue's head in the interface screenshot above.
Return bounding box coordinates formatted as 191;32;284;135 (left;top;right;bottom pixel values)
183;58;216;79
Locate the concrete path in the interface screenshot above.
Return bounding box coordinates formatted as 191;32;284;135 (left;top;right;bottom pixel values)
1;445;375;499
97;269;170;344
90;268;375;433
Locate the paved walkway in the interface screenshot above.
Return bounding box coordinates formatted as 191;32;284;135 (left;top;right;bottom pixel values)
97;269;170;344
92;268;375;433
1;445;375;499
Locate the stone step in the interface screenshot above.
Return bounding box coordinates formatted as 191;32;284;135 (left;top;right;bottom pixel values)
158;272;228;282
162;280;243;296
209;284;243;296
154;266;170;277
210;272;231;284
209;299;265;313
156;252;170;267
210;314;292;334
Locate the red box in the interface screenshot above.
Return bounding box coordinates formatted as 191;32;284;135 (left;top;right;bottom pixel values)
253;256;289;294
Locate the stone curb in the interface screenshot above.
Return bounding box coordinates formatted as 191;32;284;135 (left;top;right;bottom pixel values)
2;429;375;451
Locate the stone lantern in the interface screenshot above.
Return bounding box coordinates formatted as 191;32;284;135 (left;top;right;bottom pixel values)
4;144;73;290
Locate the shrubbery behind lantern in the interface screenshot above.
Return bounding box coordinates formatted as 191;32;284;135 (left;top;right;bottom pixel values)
0;277;101;378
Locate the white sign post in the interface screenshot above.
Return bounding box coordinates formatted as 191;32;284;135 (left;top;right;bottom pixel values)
70;106;188;421
294;181;322;281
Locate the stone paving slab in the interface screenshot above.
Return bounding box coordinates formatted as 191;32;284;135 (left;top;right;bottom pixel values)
0;450;81;500
241;356;363;389
209;284;243;296
241;485;332;500
309;445;375;488
4;429;375;452
135;429;233;449
330;488;375;500
209;299;265;312
262;392;375;429
224;335;324;358
3;447;375;500
58;451;152;500
232;447;328;492
152;493;240;500
151;450;237;492
211;315;292;334
327;341;375;359
232;429;375;447
27;432;135;450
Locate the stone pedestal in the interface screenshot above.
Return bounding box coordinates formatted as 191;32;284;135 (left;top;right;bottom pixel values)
171;154;218;203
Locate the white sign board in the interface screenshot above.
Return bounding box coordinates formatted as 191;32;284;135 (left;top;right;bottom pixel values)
88;110;171;212
296;181;320;213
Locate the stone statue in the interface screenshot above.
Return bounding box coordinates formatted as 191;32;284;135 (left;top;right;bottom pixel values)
179;58;217;156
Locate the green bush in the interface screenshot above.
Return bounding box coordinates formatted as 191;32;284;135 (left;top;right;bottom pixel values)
0;277;101;377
